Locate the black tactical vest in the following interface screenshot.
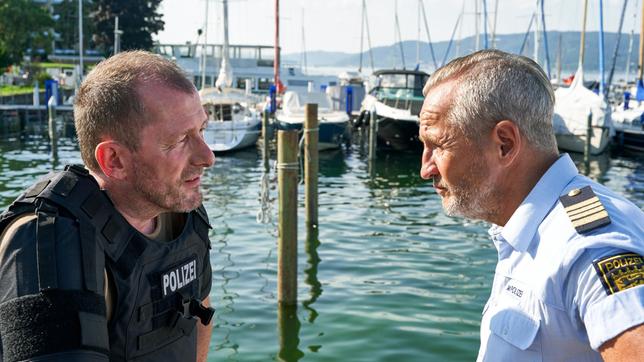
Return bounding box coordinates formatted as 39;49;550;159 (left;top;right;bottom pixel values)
0;165;214;361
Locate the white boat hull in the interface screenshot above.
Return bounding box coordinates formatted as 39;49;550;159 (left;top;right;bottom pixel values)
204;118;261;152
554;127;612;155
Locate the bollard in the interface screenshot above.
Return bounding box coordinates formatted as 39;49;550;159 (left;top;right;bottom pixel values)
368;106;378;160
584;111;592;173
304;103;319;229
277;130;299;305
48;96;58;163
262;111;270;172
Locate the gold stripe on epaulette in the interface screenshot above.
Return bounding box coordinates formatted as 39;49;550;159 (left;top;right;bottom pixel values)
570;205;605;220
564;196;600;212
571;210;609;228
568;201;603;218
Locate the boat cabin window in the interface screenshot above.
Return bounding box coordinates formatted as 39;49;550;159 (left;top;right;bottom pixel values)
257;77;272;92
236;77;254;90
374;73;428;100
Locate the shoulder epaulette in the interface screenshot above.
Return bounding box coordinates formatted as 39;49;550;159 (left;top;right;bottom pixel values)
559;186;611;234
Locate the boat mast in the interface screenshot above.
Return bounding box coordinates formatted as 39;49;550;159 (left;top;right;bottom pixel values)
579;0;589;68
394;0;406;69
200;0;209;90
475;0;480;51
274;0;283;92
482;0;488;49
491;0;500;48
420;0;438;69
359;0;365;73
599;0;606;95
216;0;232;88
456;0;465;56
534;1;540;65
624;1;637;81
639;0;644;81
364;0;375;72
301;8;307;74
417;0;421;67
78;0;83;81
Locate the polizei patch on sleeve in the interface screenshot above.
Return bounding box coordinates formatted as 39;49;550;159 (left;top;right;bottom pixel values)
161;258;198;297
593;252;644;295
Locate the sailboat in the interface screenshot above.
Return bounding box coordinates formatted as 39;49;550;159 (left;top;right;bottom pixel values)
200;0;262;153
552;0;612;155
610;0;644;152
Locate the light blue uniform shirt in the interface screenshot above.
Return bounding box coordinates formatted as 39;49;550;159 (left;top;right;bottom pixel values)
477;154;644;362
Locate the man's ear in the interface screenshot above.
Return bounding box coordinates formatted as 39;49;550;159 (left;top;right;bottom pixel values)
95;140;131;180
491;120;522;166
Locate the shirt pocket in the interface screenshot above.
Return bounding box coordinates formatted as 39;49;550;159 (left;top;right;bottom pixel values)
489;309;540;350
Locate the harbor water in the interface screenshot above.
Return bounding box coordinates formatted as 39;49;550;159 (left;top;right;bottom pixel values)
0;120;642;361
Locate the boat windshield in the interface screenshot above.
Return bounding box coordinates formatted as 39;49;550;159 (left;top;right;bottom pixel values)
372;73;428;101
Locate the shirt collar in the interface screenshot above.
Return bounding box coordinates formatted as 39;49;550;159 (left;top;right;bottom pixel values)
493;153;578;252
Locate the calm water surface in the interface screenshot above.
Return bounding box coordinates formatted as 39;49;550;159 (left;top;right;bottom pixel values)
0;121;642;361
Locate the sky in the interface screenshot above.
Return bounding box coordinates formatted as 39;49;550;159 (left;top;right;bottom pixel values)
156;0;640;55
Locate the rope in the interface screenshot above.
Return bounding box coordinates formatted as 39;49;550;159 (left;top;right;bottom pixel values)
276;162;299;171
256;171;273;224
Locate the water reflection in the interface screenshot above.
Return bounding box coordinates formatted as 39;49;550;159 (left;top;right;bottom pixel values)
567;151;611;181
277;304;304;362
365;152;424;189
318;149;348;178
303;226;322;323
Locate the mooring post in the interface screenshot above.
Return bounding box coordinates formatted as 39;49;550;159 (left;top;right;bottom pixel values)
47;96;58;162
262;110;271;172
304;103;319;229
277;130;299;305
584;111;592;173
368;106;378;160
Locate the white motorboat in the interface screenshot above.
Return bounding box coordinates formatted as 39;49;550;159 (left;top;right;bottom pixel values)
275;91;350;151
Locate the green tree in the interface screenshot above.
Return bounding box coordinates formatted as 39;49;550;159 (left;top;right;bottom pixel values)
91;0;165;55
0;0;54;68
52;0;95;52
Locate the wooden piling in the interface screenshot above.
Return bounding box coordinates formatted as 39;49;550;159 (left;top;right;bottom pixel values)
277;130;299;305
304;103;318;229
368;106;378;160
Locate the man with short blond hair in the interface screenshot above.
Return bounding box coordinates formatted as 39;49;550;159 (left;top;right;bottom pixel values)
419;49;644;361
0;50;215;361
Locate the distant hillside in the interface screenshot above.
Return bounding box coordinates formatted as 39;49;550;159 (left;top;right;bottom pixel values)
283;31;641;80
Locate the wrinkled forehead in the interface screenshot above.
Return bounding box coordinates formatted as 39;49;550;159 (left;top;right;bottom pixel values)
420;81;458;125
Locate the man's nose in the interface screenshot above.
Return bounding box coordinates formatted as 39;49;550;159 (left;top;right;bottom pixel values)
420;146;438;180
194;136;215;168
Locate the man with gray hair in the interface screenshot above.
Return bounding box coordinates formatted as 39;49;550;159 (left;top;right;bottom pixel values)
419;49;643;360
0;50;215;361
